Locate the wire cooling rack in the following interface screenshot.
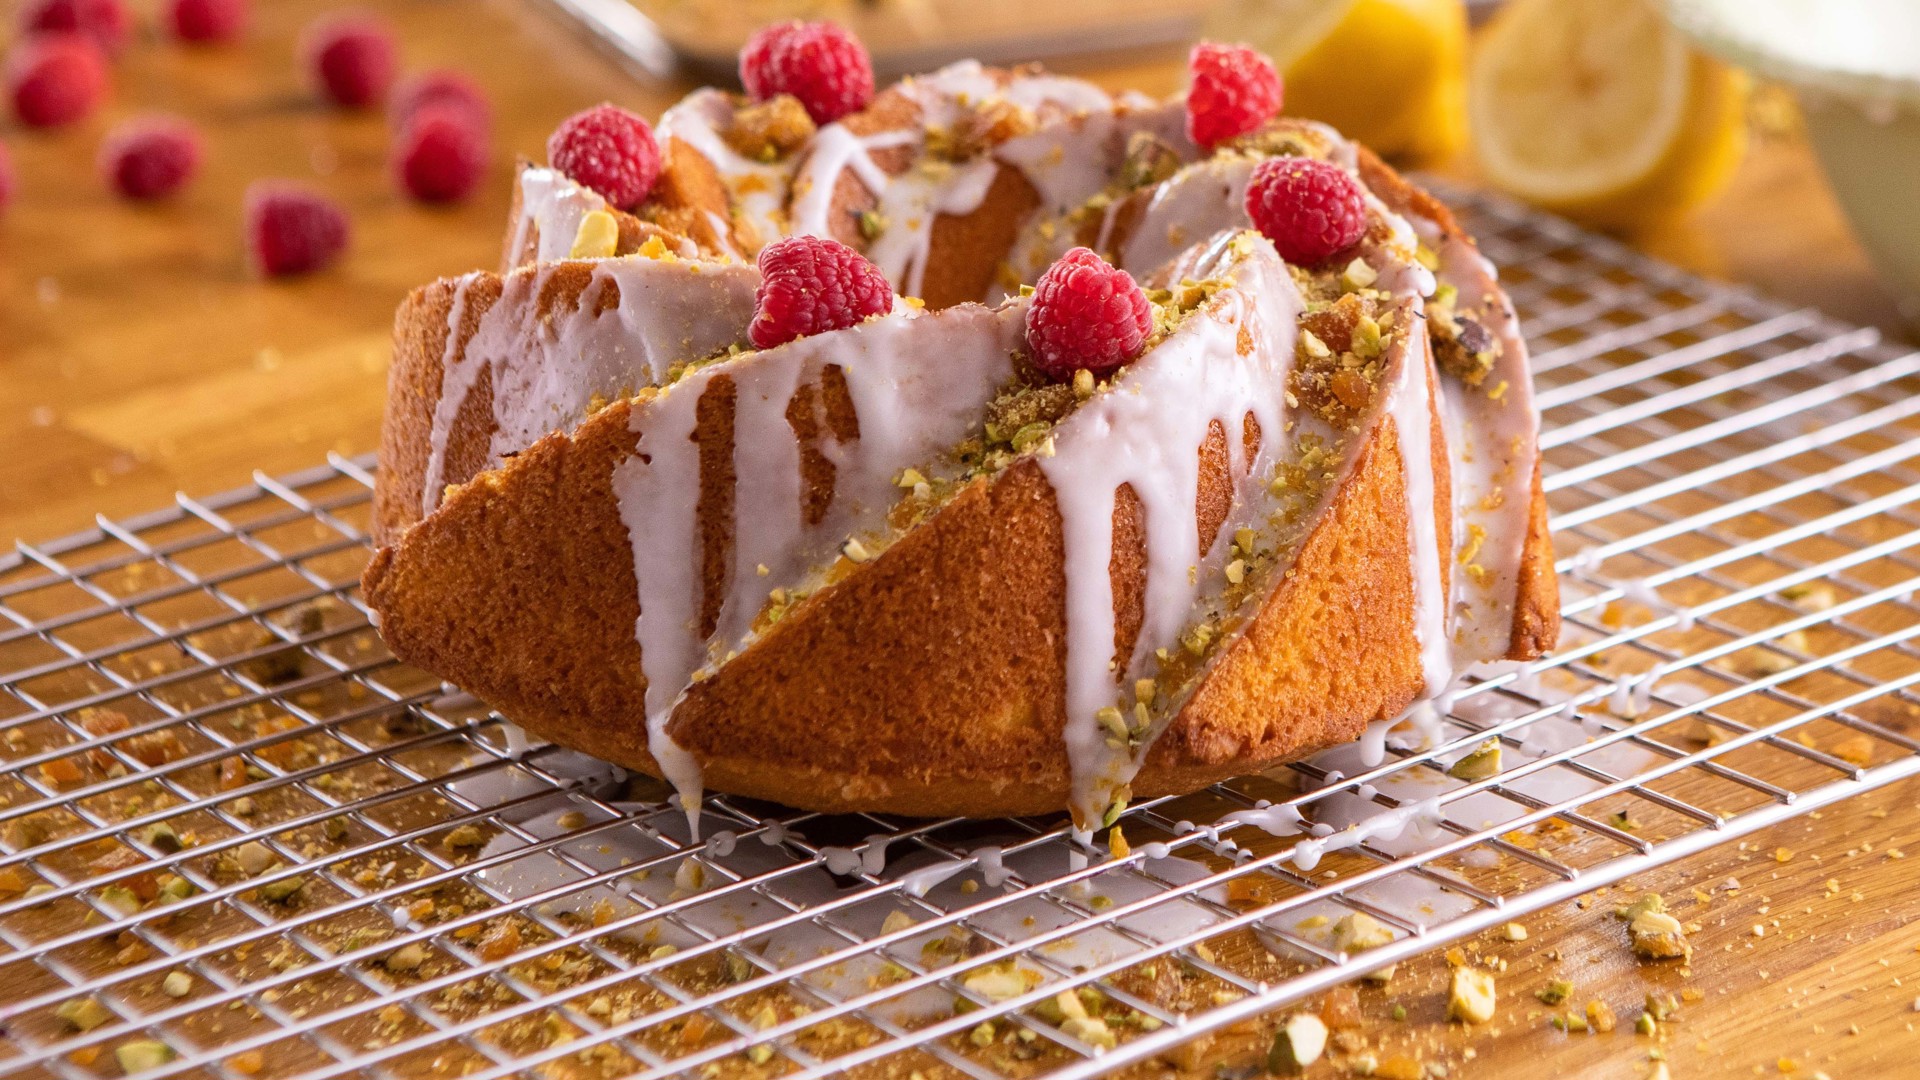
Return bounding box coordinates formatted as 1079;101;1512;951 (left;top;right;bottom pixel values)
6;185;1920;1080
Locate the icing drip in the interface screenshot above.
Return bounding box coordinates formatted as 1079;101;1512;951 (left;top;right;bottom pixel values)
1416;218;1541;663
1038;235;1303;825
612;301;1028;819
418;257;760;517
1386;330;1455;696
510;168;609;265
657;89;795;249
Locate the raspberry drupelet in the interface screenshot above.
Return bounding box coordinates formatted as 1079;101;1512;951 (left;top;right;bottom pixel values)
1023;247;1153;382
1243;157;1369;267
546;103;660;210
749;235;893;349
739;20;873;126
1186;41;1284;150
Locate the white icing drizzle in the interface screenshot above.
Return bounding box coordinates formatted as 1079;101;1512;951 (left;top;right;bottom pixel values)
657;88;794;250
1289;796;1444;872
611;300;1028;818
418;256;760;517
1385;328;1455;696
509;167;609;266
1037;235;1303;825
1415;217;1541;663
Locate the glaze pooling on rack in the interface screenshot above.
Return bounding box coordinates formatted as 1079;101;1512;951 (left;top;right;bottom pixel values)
416;255;760;518
611;299;1028;817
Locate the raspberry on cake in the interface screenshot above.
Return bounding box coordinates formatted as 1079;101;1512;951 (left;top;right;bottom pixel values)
740;20;873;125
165;0;248;43
750;235;893;348
394;104;488;203
1245;156;1369;266
1025;247;1153;381
7;32;108;128
1186;41;1284;149
301;12;397;110
245;182;349;277
99;115;204;200
546;103;660;211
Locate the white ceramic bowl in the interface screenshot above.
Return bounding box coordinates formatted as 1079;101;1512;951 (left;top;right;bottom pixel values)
1665;0;1920;327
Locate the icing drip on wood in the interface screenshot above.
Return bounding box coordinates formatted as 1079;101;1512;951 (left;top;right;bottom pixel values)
611;300;1028;819
418;256;759;517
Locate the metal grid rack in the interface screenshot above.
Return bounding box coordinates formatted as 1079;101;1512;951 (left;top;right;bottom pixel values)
6;185;1920;1079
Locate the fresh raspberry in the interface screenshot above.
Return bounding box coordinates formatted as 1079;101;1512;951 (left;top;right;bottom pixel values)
739;20;872;125
1186;41;1283;150
301;13;397;110
99;115;203;199
546;103;659;210
245;181;349;277
7;33;108;128
1244;157;1368;266
17;0;128;54
0;141;14;213
1024;247;1153;382
390;68;489;131
164;0;248;43
749;235;892;349
394;104;488;203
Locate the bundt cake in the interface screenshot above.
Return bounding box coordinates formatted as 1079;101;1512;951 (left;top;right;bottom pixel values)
364;29;1558;826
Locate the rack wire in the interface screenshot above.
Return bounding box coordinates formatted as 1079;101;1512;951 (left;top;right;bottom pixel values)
5;184;1920;1079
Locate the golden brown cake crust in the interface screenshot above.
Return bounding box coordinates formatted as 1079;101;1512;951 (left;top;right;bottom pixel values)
365;144;1559;819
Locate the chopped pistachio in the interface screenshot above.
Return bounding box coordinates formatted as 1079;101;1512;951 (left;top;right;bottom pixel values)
1331;912;1394;954
1614;892;1667;922
880;910;917;936
57;996;113;1031
443;824;485;849
1536;979;1573;1005
114;1039;173;1074
1342;257;1378;291
840;537;873;564
746;1043;775;1065
1503;922;1528;942
142;823;182;854
674;858;706;892
1268;1013;1329;1073
1060;1015;1117;1049
384;943;428;973
1390;1003;1407;1021
1096;706;1129;741
1300;328;1332;359
1628;910;1691;960
1447;967;1496;1024
568;210;620;260
968;1021;996;1048
1635;1011;1658;1036
162;971;193;998
234;840;275;877
323;816;350;842
1644;991;1680;1021
156;876;194;904
99;885;142;917
856;210;888;241
259;875;305;902
1447;740;1502;782
1073;368;1096;399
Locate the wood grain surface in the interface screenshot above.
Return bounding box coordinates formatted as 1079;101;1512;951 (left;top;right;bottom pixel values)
2;2;1917;1076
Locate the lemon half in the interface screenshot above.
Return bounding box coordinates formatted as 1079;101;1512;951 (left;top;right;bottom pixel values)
1205;0;1469;166
1469;0;1748;230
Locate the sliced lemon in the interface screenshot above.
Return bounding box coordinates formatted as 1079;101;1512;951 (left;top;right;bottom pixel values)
1205;0;1469;166
1468;0;1748;230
